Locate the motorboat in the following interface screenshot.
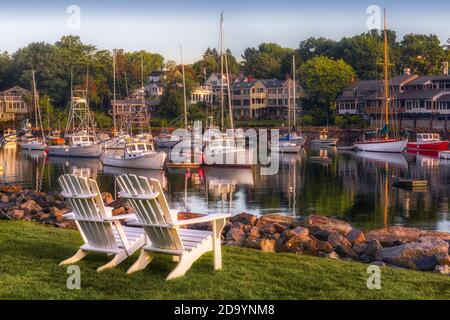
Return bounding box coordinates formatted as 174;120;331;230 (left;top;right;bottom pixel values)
101;141;166;170
47;132;102;158
311;129;339;146
407;133;449;152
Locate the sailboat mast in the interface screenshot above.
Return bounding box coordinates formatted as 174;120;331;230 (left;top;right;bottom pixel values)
222;16;234;131
288;74;291;130
181;46;188;129
112;49;117;135
32;70;38;129
383;9;389;139
292;55;296;128
220;12;224;129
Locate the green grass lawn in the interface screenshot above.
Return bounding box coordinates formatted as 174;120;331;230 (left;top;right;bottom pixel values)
0;220;449;300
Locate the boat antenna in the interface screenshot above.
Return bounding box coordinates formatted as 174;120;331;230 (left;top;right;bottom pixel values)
181;46;188;129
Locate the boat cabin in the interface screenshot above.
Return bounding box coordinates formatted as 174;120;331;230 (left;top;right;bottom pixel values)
416;133;441;143
68;134;96;147
125;142;155;158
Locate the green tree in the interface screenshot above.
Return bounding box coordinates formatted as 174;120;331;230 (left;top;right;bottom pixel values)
399;34;447;75
300;56;355;125
242;43;296;78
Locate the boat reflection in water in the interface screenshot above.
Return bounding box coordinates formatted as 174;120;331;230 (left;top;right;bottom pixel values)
354;151;408;168
204;167;254;213
47;157;102;179
102;166;167;191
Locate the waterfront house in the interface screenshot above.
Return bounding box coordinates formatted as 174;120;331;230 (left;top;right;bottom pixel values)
0;86;31;123
261;78;304;119
231;80;267;119
190;85;213;105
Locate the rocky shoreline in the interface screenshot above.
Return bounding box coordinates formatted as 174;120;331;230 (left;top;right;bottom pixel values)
1;186;449;275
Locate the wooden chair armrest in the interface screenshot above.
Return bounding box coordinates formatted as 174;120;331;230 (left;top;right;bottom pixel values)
103;213;137;221
62;212;76;220
170;213;230;226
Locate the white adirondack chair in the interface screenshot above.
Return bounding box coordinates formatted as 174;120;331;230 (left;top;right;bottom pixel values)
58;174;146;272
116;174;229;280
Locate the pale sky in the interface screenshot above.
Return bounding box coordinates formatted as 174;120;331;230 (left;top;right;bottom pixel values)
1;0;449;63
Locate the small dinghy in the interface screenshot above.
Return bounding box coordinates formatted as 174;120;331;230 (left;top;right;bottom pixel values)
392;176;428;189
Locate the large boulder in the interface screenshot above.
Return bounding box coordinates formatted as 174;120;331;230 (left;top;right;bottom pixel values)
366;226;450;247
301;215;352;236
226;223;246;246
230;212;258;226
244;227;262;248
8;209;24;220
375;236;449;270
327;233;352;248
259;239;277;252
346;228;366;244
256;214;299;229
364;239;383;257
19;200;43;215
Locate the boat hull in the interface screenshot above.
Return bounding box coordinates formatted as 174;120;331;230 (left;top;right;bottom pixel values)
311;138;339;146
47;144;102;158
19;142;46;151
407;141;449;151
102;152;167;170
354;139;407;153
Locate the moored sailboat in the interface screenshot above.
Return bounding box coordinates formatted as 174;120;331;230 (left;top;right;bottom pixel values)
354;10;407;153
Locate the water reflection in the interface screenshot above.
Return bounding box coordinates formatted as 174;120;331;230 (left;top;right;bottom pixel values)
1;146;449;232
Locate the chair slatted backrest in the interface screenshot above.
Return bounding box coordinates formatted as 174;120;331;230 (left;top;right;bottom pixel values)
58;174;117;250
116;174;184;252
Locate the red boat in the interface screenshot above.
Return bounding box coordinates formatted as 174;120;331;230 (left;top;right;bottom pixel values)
407;133;449;151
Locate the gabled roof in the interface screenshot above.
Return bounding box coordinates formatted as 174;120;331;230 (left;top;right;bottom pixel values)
397;89;443;100
406;75;450;85
1;86;30;95
436;93;450;102
231;80;260;89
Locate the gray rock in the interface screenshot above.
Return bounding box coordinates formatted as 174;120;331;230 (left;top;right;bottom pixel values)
301;215;352;236
375;236;449;270
364;239;383;257
346;228;366;244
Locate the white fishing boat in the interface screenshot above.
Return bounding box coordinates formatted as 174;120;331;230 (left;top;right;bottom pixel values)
353;11;407;154
102;141;166;170
311;128;339;146
47;132;102;157
48;73;102;158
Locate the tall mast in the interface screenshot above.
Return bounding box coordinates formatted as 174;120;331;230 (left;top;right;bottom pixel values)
32;70;38;129
112;49;117;135
288;74;291;130
222;16;234;131
292;55;296;128
181;46;188;129
220;12;224;129
32;70;45;141
383;8;389;139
